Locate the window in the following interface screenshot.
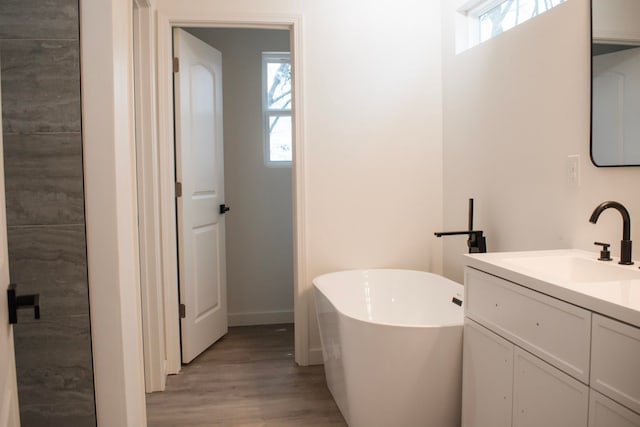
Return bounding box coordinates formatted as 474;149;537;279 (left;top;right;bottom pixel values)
478;0;565;42
457;0;565;52
262;52;292;166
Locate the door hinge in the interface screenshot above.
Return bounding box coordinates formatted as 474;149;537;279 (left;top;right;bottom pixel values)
179;303;186;319
173;57;179;73
175;181;182;198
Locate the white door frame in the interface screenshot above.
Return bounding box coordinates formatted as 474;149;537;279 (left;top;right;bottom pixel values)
80;0;148;425
133;0;167;392
155;11;308;373
81;0;308;423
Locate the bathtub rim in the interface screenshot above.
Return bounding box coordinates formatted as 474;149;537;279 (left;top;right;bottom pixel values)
312;268;464;329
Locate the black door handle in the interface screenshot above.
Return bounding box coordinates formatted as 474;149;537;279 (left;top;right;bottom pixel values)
7;283;40;324
219;204;231;214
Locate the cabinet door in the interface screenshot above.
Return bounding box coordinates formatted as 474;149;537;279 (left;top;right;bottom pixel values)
589;389;640;427
462;318;513;427
591;314;640;414
513;348;589;427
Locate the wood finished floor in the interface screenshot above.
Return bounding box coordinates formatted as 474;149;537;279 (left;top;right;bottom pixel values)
146;324;347;427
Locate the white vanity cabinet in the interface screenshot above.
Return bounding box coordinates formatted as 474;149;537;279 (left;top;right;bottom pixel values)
463;267;590;427
462;260;640;427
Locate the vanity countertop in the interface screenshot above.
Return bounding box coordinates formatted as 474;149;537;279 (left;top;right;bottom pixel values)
464;249;640;328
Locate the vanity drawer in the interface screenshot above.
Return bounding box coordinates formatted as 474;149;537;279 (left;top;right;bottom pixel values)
591;314;640;414
465;267;591;382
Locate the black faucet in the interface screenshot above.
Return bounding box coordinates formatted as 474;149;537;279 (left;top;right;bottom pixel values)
435;198;487;254
589;201;633;265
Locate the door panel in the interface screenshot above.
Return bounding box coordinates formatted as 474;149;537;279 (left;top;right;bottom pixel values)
189;64;217;194
194;225;220;318
174;28;228;364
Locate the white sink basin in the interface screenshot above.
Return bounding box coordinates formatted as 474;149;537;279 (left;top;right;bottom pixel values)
504;253;640;283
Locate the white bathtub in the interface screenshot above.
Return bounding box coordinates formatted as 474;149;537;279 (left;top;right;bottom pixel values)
313;269;464;427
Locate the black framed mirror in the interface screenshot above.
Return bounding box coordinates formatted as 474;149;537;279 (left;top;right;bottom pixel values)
591;0;640;166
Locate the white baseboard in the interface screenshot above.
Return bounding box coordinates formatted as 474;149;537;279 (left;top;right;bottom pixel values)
228;310;294;327
308;347;324;365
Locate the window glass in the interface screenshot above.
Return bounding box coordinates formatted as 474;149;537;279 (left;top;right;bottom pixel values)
268;116;292;162
263;53;292;165
479;0;565;42
267;62;291;110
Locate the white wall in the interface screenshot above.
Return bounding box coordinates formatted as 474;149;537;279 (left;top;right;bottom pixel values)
442;0;640;284
155;0;444;360
184;28;294;326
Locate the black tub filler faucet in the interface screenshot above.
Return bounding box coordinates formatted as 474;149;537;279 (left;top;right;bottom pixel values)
435;198;487;254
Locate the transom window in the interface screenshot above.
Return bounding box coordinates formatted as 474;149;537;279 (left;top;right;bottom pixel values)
457;0;566;52
478;0;565;42
262;52;292;166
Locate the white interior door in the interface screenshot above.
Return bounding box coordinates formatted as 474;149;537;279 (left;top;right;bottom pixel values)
173;28;228;364
0;65;21;427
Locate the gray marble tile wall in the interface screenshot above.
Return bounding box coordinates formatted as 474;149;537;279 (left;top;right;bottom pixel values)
0;1;96;426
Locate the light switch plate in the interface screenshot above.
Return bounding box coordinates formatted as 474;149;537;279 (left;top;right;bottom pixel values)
567;155;580;188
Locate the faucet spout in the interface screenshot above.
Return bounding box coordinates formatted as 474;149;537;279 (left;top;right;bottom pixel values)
589;201;633;265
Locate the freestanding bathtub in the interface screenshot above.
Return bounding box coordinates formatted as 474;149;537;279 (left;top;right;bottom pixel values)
313;269;464;427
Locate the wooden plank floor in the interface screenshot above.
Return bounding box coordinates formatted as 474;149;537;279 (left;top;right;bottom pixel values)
146;324;347;427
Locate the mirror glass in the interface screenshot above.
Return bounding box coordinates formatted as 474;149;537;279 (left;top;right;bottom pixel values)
591;0;640;166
